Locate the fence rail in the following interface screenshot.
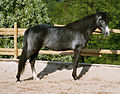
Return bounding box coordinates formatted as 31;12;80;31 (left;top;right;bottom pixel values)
0;22;120;59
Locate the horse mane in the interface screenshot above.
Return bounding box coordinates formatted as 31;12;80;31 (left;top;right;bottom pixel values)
65;12;108;31
65;13;96;30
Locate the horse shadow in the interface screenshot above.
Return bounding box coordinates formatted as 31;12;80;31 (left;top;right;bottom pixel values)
24;62;91;81
37;62;91;80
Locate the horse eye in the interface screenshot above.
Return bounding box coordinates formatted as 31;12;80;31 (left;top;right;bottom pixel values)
100;20;105;23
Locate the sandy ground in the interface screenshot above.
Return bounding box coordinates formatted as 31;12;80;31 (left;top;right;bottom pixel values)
0;60;120;94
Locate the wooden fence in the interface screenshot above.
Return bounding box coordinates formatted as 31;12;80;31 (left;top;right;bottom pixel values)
0;22;120;59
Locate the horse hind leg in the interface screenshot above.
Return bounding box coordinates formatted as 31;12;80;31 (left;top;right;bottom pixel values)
16;48;40;82
29;52;39;81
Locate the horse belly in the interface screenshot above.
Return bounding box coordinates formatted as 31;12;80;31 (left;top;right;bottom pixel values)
43;28;73;51
44;40;72;51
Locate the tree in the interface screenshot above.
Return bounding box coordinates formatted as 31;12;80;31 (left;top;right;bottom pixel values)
0;0;50;28
47;0;120;29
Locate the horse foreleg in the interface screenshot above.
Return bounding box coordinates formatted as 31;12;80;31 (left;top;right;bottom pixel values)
72;47;82;80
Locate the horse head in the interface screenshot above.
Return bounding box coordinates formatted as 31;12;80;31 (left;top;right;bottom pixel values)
96;12;110;36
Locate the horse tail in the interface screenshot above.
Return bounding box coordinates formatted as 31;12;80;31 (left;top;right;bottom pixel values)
19;32;28;73
16;28;29;81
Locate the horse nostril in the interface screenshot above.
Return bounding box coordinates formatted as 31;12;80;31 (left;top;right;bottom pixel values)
104;31;110;37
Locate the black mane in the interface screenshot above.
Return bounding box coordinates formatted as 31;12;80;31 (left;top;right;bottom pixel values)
65;12;108;30
65;13;96;30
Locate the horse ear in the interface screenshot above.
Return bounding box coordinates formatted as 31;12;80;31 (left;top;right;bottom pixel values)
96;12;102;19
97;12;109;22
102;12;107;16
97;11;106;15
96;12;108;18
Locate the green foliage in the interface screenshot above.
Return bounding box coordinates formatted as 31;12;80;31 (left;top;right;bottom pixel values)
85;33;120;65
0;0;50;58
47;0;120;29
0;0;50;28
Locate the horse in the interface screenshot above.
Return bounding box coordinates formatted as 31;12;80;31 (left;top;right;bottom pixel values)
16;12;109;82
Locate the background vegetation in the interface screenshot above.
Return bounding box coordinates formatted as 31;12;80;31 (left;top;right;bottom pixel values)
0;0;120;64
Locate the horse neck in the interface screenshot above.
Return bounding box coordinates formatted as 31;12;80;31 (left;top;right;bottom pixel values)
83;16;97;30
82;16;98;36
66;16;97;33
75;17;97;40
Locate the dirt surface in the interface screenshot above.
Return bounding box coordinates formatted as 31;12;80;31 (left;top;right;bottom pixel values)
0;61;120;94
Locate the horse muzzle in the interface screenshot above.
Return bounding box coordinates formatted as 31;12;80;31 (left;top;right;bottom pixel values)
101;26;110;37
104;26;110;37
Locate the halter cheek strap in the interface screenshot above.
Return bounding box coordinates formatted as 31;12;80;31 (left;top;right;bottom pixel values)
96;15;102;25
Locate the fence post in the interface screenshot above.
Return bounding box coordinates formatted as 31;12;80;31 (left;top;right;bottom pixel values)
14;22;18;59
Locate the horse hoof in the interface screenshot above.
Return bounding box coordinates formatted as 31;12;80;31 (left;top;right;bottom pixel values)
72;74;78;80
73;77;78;81
16;80;21;83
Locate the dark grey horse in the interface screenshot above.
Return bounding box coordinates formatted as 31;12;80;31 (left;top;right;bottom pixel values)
16;12;109;82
